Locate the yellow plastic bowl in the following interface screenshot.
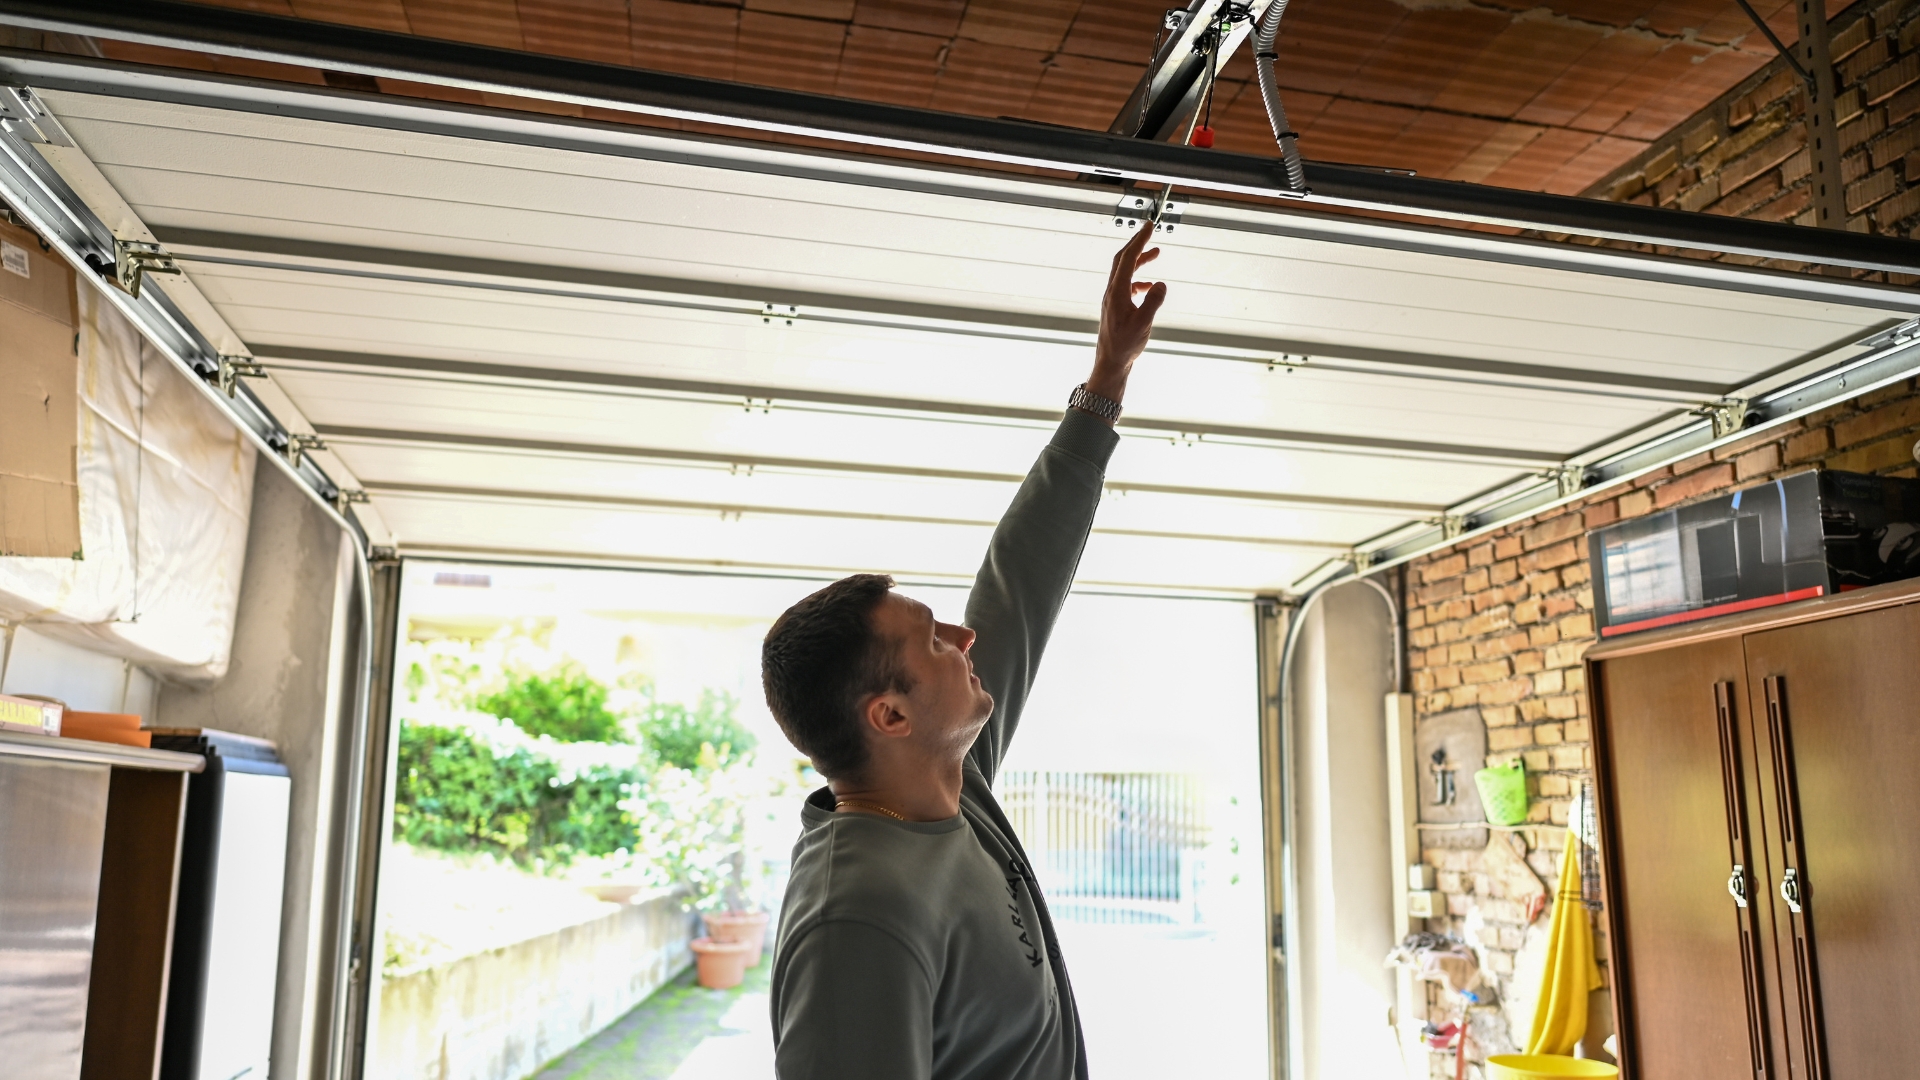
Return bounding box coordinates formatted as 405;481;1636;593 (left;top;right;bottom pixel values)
1486;1054;1619;1079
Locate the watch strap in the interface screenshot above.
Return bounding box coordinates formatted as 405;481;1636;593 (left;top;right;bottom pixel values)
1068;383;1122;422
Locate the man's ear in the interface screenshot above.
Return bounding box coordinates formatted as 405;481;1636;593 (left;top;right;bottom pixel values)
862;691;913;740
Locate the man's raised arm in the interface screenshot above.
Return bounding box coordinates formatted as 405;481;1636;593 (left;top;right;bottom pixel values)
964;230;1167;781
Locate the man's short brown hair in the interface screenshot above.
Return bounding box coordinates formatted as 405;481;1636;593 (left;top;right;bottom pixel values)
761;574;914;780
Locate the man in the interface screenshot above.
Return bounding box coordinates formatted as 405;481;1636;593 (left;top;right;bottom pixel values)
759;229;1167;1080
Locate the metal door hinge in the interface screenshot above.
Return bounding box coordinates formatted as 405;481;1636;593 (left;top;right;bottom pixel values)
1115;189;1184;233
334;488;369;515
1435;514;1469;540
216;355;268;397
1694;397;1751;439
113;239;181;299
0;86;74;147
760;303;797;325
286;432;327;468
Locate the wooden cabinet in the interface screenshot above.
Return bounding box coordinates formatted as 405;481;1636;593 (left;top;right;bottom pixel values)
1588;578;1920;1080
0;732;201;1080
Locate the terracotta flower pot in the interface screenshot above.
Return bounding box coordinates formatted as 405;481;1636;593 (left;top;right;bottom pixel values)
690;936;754;989
702;909;771;968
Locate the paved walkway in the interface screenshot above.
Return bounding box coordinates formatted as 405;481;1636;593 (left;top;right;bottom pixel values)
531;924;1265;1080
533;958;774;1080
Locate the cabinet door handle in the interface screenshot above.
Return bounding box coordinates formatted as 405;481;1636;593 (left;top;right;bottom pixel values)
1728;864;1750;907
1763;675;1827;1080
1780;867;1804;914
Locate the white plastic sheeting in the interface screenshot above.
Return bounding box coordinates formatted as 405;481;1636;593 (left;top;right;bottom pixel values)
0;284;255;680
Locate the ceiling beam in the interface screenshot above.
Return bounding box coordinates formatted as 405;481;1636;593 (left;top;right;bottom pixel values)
9;0;1920;272
316;424;1451;514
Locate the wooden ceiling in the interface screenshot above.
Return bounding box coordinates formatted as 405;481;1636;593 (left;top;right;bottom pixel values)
87;0;1853;197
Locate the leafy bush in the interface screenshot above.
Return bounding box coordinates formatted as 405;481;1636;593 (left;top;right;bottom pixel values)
474;665;626;743
393;723;639;867
626;747;759;911
636;689;756;769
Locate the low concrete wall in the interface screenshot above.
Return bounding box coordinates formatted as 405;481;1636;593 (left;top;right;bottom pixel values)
372;892;697;1080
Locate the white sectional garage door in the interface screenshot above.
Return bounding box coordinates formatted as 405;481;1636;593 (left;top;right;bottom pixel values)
15;56;1917;594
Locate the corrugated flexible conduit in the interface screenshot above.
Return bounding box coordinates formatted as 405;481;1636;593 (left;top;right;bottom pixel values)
1253;0;1308;193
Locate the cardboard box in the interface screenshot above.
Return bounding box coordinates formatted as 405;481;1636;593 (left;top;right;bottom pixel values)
60;710;148;748
0;692;64;736
0;217;81;558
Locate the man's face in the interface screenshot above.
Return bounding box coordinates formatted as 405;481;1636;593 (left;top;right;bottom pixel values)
869;592;995;754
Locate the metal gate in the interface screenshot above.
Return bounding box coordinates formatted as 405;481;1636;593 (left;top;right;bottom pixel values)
996;771;1208;925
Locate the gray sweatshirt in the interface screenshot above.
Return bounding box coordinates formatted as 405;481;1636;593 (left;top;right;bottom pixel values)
771;408;1118;1080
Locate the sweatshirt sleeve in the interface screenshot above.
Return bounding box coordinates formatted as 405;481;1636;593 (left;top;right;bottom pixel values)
963;408;1118;784
773;921;935;1080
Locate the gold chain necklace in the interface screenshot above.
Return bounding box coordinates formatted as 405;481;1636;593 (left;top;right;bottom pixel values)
834;798;907;821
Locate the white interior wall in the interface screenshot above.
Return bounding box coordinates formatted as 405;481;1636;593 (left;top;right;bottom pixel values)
1287;581;1400;1080
158;459;361;1080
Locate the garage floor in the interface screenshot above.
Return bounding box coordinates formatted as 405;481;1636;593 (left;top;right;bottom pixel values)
533;959;775;1080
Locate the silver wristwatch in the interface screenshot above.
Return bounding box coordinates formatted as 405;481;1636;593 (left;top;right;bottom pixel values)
1067;383;1121;422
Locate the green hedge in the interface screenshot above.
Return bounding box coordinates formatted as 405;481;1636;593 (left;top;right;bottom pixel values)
473;666;627;743
393;723;641;867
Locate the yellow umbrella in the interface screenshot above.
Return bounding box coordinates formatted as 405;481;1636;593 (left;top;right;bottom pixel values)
1526;837;1603;1055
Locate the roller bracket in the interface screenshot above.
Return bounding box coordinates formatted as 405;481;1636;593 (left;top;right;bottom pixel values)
1694;398;1752;439
216;355;268;397
113;238;181;299
286;432;327;468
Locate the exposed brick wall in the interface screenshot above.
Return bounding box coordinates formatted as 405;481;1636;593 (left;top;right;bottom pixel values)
1406;379;1920;1075
1578;0;1920;284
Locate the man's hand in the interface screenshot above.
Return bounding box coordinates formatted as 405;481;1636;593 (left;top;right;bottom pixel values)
1085;228;1168;409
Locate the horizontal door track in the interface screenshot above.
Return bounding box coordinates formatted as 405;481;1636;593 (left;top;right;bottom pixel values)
9;0;1920;272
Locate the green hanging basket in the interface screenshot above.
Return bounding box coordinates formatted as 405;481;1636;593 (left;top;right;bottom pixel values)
1475;759;1530;826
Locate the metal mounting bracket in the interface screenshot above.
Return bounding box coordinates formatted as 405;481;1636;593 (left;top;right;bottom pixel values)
286;432;327;469
1333;550;1376;572
216;355;268;397
0;85;74;147
333;487;370;515
1694;397;1751;439
1549;464;1589;498
1436;514;1469;540
760;302;797;325
113;238;181;299
1114;189;1185;232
